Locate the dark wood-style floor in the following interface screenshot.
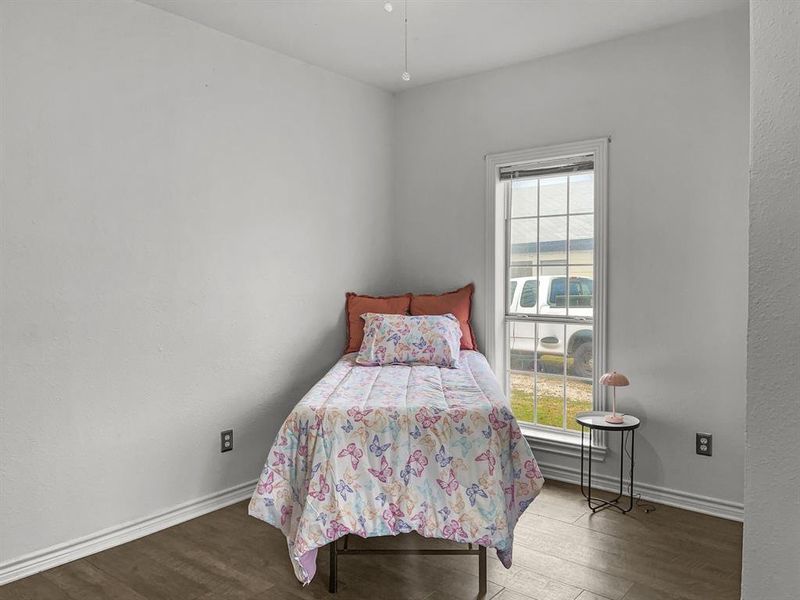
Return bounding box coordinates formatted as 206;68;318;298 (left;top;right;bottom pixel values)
0;481;742;600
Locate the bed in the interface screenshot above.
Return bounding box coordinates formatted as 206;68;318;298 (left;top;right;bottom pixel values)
248;349;545;590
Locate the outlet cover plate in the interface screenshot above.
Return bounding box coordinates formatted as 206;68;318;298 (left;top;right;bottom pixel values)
221;429;233;453
696;432;712;456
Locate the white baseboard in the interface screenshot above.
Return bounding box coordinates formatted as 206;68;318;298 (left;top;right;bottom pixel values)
0;479;258;586
538;461;744;522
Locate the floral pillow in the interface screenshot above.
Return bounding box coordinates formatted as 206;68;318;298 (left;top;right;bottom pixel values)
356;313;463;368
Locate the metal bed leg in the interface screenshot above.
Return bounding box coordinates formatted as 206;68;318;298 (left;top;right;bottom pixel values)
327;537;484;595
478;545;487;596
329;539;337;593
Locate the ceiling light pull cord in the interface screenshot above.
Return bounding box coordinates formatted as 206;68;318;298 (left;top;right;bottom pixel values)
402;0;410;81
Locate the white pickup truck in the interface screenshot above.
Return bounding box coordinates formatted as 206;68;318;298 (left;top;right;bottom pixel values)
507;275;593;378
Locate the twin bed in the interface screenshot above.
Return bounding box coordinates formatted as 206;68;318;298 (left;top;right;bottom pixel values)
248;347;545;591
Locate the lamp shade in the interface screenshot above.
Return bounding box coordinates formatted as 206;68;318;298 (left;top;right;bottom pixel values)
599;371;630;387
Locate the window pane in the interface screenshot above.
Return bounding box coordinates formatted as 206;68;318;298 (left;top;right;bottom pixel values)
508;275;538;315
538;216;567;265
569;214;594;264
509;369;534;424
510;265;535;280
538;266;568;317
509;321;537;370
510;218;538;266
509;218;538;315
539;176;567;215
509;321;537;424
569;173;594;214
511;178;538;218
569;266;593;317
535;325;565;429
566;376;593;431
549;276;567;307
535;374;565;429
519;279;538;308
540;264;568;277
572;277;593;307
567;326;593;379
507;280;518;312
569;264;593;279
566;320;593;431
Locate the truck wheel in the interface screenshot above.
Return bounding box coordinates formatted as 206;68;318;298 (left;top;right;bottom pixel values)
573;342;593;378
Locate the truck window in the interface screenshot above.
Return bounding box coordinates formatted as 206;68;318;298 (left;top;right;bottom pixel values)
519;280;538;308
572;278;593;307
548;277;593;307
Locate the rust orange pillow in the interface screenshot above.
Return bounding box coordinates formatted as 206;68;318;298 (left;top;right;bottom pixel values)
344;292;412;354
410;283;477;351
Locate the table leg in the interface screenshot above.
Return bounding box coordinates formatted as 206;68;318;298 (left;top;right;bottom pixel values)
580;425;588;501
588;427;594;508
627;430;636;513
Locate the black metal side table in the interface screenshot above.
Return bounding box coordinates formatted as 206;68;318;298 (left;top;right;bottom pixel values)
576;411;640;514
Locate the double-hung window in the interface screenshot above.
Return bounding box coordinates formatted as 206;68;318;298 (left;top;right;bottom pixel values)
486;139;607;442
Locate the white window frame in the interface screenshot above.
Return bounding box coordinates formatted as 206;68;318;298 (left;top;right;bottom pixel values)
484;138;608;457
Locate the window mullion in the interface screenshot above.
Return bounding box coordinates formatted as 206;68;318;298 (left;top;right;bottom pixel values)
562;324;568;430
566;174;571;316
505;315;593;325
563;175;571;431
536;176;541;316
534;175;541;425
533;322;538;426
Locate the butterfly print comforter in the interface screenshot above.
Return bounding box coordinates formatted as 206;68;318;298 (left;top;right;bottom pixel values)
248;350;545;584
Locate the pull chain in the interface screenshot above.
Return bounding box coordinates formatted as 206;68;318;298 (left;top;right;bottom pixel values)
401;0;410;81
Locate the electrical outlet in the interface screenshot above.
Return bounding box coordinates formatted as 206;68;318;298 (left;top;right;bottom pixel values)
696;432;712;456
221;429;233;453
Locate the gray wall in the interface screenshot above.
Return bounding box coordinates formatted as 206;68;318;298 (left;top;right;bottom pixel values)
392;10;750;509
742;1;800;598
0;0;394;562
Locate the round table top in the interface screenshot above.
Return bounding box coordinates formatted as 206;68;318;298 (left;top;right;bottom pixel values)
575;411;640;431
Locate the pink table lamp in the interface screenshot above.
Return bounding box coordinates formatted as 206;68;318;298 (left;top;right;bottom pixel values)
599;371;630;424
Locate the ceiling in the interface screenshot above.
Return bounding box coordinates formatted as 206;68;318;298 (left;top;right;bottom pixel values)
140;0;745;92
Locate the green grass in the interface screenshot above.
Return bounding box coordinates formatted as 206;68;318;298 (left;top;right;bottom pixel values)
510;389;592;432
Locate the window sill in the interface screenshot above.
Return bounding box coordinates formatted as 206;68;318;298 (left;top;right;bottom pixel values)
520;424;606;462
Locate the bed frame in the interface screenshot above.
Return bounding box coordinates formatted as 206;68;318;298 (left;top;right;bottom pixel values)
328;534;487;595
